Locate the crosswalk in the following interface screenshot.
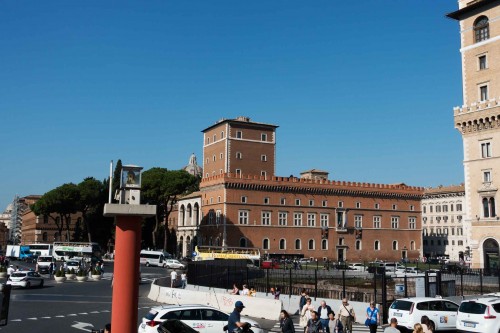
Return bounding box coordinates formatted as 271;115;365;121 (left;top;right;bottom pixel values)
268;322;377;333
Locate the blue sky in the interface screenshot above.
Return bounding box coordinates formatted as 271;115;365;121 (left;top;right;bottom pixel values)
0;1;464;210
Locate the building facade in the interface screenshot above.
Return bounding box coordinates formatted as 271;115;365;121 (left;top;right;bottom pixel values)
448;0;500;269
422;185;466;262
197;117;423;262
176;191;202;257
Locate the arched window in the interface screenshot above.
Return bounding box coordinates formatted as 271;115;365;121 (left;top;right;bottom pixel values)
280;239;286;250
474;16;489;43
239;238;247;247
374;240;380;251
321;239;328;250
483;197;496;218
295;239;301;250
308;239;315;250
263;238;270;250
392;240;398;250
355;240;362;250
410;241;415;251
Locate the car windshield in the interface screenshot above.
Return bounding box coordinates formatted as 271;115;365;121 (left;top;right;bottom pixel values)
11;272;27;278
390;300;413;311
459;302;487;314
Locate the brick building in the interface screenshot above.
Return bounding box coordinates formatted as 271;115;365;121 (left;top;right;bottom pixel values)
193;116;424;262
448;0;500;269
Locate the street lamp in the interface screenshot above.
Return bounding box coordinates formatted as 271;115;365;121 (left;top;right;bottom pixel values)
403;246;408;270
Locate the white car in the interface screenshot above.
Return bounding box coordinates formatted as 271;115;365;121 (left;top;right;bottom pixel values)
456;296;500;332
388;297;459;331
64;260;82;273
138;304;264;333
348;263;366;271
7;271;44;288
165;259;185;269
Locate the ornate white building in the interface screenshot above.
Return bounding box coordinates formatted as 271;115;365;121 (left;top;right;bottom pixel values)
422;185;466;263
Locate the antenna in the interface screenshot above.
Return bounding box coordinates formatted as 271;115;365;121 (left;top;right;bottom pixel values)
108;160;113;203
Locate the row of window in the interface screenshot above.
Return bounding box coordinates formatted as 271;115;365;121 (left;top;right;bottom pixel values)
423;227;463;236
233;210;417;229
422;204;462;213
423;239;464;246
205;152;269;164
205;131;270;144
205;169;268;179
423;215;463;223
240;196;415;211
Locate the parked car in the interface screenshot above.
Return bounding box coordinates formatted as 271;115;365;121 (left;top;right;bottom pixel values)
388;297;459;331
7;271;44;288
137;304;264;333
299;258;311;264
261;260;280;269
456;296;500;332
165;259;185;269
348;263;366;271
64;260;82;273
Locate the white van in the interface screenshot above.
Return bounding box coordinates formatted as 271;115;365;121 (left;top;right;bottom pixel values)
140;250;167;267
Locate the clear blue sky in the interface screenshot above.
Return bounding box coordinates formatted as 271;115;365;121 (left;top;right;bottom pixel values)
0;1;464;210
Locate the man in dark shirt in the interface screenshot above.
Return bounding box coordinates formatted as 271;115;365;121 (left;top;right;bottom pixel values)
227;301;249;332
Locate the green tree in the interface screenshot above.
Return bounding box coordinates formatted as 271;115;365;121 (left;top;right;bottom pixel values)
112;160;123;203
32;183;80;241
141;168;198;251
77;177;105;242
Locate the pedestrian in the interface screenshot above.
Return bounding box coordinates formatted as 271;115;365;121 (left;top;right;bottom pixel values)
328;313;343;333
241;284;249;296
104;323;111;333
181;272;187;289
298;288;308;314
306;310;323;333
280;309;295;333
300;298;314;333
227;301;250;333
338;298;355;333
7;265;14;277
317;300;334;332
273;286;281;300
170;268;178;288
412;323;423;333
230;283;240;295
420;316;433;333
383;318;400;333
366;301;380;333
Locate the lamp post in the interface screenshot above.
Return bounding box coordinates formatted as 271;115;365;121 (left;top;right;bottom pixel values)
104;165;156;333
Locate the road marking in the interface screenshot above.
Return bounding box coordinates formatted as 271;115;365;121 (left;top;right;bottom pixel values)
78;312;89;315
10;319;21;322
90;311;99;314
27;318;37;320
71;321;94;332
41;316;51;319
56;315;65;318
67;314;77;316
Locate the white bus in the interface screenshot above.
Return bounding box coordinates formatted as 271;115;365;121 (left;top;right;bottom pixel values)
27;243;53;256
53;242;102;262
140;250;168;267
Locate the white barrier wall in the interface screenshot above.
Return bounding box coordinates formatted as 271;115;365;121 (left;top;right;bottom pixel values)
148;282;374;323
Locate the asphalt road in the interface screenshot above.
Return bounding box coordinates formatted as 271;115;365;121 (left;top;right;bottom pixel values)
0;261;278;333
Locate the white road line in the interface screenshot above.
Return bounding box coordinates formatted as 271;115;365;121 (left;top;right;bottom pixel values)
67;314;77;316
55;315;65;318
41;317;51;319
10;319;21;322
27;318;37;320
78;312;89;315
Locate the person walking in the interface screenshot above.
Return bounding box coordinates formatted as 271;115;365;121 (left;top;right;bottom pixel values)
328;313;343;333
317;300;334;332
383;318;400;333
298;289;309;315
366;301;380;333
338;298;356;333
227;301;250;333
181;272;187;289
280;310;295;333
300;298;314;333
306;311;323;333
170;269;178;288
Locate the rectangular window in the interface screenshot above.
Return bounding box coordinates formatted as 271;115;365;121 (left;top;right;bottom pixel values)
294;213;302;226
375;203;380;209
280;198;286;205
236;152;242;159
216;210;221;225
443;205;448;212
484;171;492;182
261;212;271;225
392;204;397;210
261;133;267;141
322;200;328;207
295;199;301;206
373;216;381;229
261;155;267;162
481;142;492;158
309;200;314;206
238;211;249;225
409;217;416;229
236;169;242;175
356;202;361;209
307;213;316;226
264;197;270;204
354;215;362;228
456;204;462;211
391;216;399;229
236;131;242;139
336;211;345;228
278;212;287;226
261;171;266;177
410;205;415;211
241;196;247;203
338;201;343;208
320;214;329;227
479;55;487;70
480;85;488;101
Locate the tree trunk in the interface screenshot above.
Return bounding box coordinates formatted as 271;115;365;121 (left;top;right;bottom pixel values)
151;214;159;249
163;224;168;251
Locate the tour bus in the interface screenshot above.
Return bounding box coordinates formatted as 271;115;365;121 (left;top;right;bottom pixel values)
140;250;169;267
27;243;53;256
53;242;102;262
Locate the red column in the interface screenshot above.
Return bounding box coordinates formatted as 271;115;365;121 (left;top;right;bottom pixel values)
111;215;142;333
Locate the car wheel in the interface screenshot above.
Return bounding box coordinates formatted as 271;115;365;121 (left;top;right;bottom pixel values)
163;263;167;268
166;265;171;269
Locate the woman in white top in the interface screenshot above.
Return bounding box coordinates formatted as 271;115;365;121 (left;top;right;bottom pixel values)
299;298;314;333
